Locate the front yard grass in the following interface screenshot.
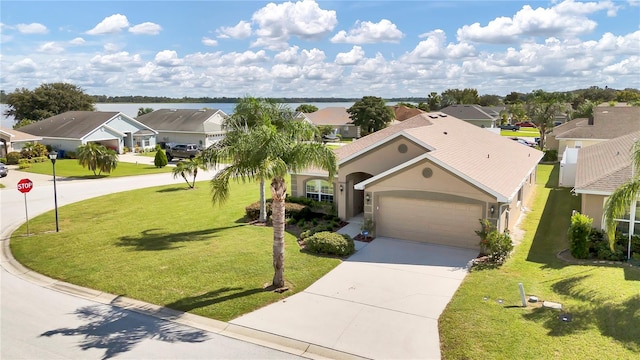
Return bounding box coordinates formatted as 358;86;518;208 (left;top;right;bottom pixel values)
501;128;540;137
20;158;172;178
10;179;341;322
439;164;640;359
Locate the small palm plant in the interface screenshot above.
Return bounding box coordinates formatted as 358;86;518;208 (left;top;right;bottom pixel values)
172;155;204;189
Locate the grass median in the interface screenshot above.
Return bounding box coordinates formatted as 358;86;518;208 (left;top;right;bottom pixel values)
20;158;172;178
10;178;341;321
439;164;640;359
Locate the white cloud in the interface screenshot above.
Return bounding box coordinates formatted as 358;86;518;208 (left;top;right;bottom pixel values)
335;46;365;65
330;19;404;44
129;22;162;35
274;46;300;64
202;37;218;46
456;0;617;44
300;48;325;64
37;41;65;54
16;23;48;34
8;58;38;73
251;0;337;50
90;51;142;71
155;50;183;67
216;21;252;39
86;14;129;35
104;43;124;53
405;30;475;61
69;37;86;45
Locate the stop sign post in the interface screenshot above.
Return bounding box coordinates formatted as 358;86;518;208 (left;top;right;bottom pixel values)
17;178;33;235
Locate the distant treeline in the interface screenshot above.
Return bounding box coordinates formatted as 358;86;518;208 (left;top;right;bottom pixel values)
90;95;429;104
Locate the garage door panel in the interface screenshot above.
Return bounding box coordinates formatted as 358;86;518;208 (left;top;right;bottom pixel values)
377;196;481;249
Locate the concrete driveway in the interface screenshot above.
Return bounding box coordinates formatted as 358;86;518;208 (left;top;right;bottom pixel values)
231;237;478;359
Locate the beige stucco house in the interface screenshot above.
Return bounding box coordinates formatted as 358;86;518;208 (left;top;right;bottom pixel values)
574;131;640;236
136;108;228;149
291;112;543;250
0;126;42;158
306;107;360;139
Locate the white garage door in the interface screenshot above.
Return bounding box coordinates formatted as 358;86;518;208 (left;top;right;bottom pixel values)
376;196;481;249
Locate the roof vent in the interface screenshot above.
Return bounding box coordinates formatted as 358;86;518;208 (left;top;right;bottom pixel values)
429;115;438;119
170;109;177;112
443;131;448;135
438;113;447;117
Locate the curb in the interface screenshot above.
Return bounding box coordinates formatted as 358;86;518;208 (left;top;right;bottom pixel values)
0;223;369;360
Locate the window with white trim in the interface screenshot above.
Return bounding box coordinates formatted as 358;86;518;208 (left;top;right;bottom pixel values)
305;179;334;202
612;200;640;236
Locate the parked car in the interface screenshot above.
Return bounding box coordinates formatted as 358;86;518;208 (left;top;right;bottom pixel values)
515;121;537;128
0;162;8;177
499;124;520;131
165;143;201;161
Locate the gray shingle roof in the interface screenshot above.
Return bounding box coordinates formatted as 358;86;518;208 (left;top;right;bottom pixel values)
555;106;640;140
439;105;499;121
574;131;640;194
136;109;226;133
17;111;120;139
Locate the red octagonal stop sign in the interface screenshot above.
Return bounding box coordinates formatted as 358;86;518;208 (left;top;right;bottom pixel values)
17;178;33;193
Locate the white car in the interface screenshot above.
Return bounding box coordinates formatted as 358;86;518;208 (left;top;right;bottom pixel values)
0;162;8;177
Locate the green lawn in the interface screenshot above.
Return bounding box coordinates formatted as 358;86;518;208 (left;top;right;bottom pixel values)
10;179;341;321
20;158;172;178
439;164;640;359
501;128;540;137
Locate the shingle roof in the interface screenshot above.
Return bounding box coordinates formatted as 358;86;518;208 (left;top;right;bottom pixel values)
0;126;42;142
306;107;353;126
439;105;499;121
136;108;226;133
574;131;640;194
17;111;121;139
554;106;640;140
334;112;543;202
392;105;424;121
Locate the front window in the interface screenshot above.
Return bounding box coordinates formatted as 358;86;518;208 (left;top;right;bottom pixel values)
612;199;640;237
306;179;334;202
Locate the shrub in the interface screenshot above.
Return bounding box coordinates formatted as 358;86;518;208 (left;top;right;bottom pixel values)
305;231;355;257
568;212;592;259
300;229;314;240
64;151;77;159
154;149;168;168
542;149;558;162
244;200;311;221
0;157;6;164
483;231;514;264
6;151;21;165
18;159;31;169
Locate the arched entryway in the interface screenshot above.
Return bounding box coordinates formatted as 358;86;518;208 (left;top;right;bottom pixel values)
344;172;373;219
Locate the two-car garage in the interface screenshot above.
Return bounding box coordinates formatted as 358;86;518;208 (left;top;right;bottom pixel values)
376;196;483;250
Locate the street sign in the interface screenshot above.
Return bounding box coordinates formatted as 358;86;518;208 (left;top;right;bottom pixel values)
17;178;34;193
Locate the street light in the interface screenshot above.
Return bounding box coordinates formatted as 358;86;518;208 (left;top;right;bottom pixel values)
48;151;59;232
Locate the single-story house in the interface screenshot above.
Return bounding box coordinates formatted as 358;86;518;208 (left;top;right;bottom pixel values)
0;126;43;157
292;112;543;250
17;111;157;154
547;104;640;160
574;131;640;238
306;107;360;139
439;104;504;128
136;108;228;149
391;105;424;121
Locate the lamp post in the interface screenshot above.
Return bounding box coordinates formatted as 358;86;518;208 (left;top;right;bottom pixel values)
48;151;59;232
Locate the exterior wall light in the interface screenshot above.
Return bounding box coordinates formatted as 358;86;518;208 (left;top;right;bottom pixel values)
490;205;495;215
339;184;344;192
366;194;370;203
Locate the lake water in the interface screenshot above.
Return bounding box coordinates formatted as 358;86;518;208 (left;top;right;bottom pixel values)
1;102;357;128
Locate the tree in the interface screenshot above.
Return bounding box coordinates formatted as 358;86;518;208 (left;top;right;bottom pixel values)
203;121;337;288
137;107;154;117
478;94;502;106
77;143;118;176
172;156;204;189
525;90;570;150
347;96;395;136
154;148;168;168
4;83;95;123
441;88;479;105
604;139;640;252
508;102;528;122
504;92;523;105
295;104;318;113
426;92;441;110
13;119;35;129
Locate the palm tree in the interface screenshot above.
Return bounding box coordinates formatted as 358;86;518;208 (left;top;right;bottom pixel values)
77;142;118;176
203;121;337;288
172;156;204;189
603;139;640;254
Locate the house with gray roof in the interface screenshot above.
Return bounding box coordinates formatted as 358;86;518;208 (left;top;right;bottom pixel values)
291;112;542;250
574;131;640;238
439;104;505;128
136;108;227;149
17;111;157;155
0;126;43;158
305;107;360;139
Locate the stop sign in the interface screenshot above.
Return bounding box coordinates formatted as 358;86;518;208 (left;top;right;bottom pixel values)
17;178;33;193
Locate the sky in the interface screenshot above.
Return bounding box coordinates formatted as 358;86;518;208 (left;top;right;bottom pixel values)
1;0;639;98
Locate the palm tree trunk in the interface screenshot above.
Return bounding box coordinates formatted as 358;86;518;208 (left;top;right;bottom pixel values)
191;168;198;189
271;177;287;288
259;179;267;223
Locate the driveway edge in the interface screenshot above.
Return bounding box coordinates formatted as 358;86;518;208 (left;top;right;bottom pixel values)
0;224;370;360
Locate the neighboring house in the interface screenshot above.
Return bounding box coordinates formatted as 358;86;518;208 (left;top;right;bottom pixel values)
439;104;505;128
574;131;640;235
136;108;228;149
0;126;43;158
291;112;542;250
306;107;360;139
548;104;640;160
391;105;424;121
17;111;157;154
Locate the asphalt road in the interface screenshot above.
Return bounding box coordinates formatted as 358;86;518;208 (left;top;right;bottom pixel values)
0;168;303;359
